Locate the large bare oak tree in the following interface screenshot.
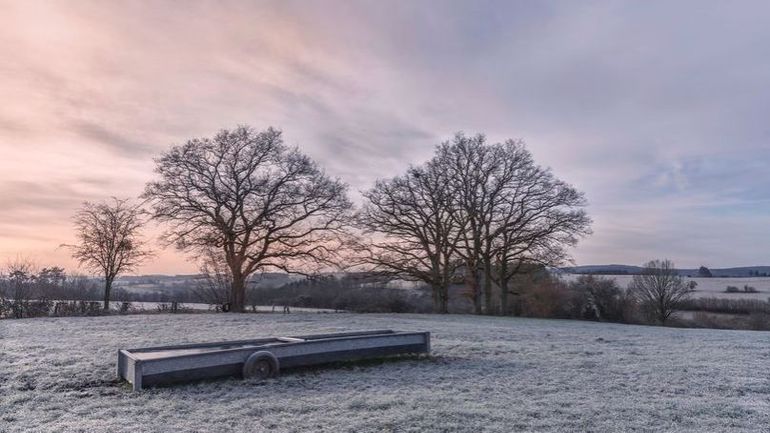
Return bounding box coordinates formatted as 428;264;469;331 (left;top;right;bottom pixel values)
433;133;498;314
68;198;152;310
143;126;352;312
486;142;591;314
436;133;590;314
360;132;590;315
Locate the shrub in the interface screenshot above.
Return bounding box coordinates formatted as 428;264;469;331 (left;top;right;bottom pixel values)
723;285;758;293
51;300;103;317
517;279;573;319
678;297;770;315
0;296;9;318
156;302;189;314
568;275;630;322
686;311;739;329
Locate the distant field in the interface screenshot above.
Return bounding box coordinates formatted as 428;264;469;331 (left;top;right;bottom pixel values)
3;313;770;432
562;274;770;300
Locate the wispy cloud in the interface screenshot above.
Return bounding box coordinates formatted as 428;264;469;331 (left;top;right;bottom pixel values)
2;0;770;272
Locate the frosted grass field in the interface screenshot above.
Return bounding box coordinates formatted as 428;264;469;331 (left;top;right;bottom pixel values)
561;274;770;300
2;313;770;432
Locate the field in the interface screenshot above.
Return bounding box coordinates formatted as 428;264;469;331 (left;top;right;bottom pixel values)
561;274;770;300
2;313;770;432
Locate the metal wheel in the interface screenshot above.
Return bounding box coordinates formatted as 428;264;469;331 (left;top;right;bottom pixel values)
243;351;279;379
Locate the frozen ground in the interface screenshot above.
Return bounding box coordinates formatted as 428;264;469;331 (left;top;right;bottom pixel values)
122;302;340;313
2;313;770;432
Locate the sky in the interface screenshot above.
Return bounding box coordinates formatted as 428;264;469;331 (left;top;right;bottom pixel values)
2;0;770;274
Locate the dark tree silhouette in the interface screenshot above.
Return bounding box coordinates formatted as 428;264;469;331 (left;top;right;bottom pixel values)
433;133;499;314
357;161;463;313
143;126;352;312
486;142;591;315
359;132;590;315
434;133;590;314
697;266;713;278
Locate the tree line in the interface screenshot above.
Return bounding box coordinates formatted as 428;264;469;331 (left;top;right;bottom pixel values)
45;125;593;314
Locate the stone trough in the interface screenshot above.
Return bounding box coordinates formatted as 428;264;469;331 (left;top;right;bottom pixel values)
117;329;430;391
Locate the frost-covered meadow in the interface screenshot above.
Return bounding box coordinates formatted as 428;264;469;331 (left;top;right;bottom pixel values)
2;313;770;432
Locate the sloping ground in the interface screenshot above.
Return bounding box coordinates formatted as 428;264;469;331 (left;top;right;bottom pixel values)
2;313;770;432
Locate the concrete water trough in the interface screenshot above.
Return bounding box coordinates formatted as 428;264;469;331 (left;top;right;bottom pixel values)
117;329;430;391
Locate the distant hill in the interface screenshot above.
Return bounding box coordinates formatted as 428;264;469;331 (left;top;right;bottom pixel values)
562;265;770;277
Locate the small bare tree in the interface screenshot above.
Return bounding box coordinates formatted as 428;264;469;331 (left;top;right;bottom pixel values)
68;198;152;310
2;257;37;301
628;259;693;324
143;126;352;312
1;257;39;318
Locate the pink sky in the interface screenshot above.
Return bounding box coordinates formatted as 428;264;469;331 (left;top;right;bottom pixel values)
3;1;770;274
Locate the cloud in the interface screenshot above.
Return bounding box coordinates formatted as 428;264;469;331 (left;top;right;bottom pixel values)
70;120;156;157
2;0;770;271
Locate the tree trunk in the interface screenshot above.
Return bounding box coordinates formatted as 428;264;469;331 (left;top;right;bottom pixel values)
500;277;509;316
431;282;450;314
658;295;666;324
103;277;113;311
431;282;440;313
439;284;449;314
467;267;482;315
483;259;494;315
230;273;246;313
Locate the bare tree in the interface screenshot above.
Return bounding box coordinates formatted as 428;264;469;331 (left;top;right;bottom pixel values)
358;133;589;315
357;161;463;313
435;133;590;314
68;198;152;310
488;143;591;314
143;126;352;312
628;259;693;324
0;257;39;318
433;133;498;314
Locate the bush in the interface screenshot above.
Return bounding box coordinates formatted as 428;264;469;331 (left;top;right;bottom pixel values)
678;297;770;315
684;311;740;329
517;279;573;319
156;302;189;314
0;296;9;318
51;300;103;317
568;275;631;323
725;285;758;293
0;299;54;319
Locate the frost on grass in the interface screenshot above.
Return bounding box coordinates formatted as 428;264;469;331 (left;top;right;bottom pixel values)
2;313;770;432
